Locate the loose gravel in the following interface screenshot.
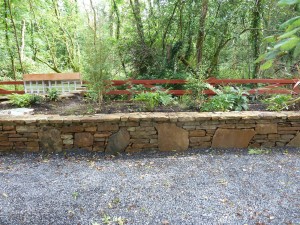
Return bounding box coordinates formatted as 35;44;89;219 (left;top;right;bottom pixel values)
0;149;299;225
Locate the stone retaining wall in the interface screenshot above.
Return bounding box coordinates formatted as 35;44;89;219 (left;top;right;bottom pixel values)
1;112;300;154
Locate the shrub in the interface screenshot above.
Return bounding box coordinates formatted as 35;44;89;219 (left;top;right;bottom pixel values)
134;90;175;111
84;89;99;103
262;94;293;111
8;94;43;107
201;86;249;112
47;88;59;101
184;76;216;108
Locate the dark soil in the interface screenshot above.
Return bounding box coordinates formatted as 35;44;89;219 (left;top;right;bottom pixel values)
2;93;300;115
0;94;201;116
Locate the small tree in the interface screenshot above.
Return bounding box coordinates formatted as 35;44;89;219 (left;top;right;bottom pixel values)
84;38;111;106
82;0;112;107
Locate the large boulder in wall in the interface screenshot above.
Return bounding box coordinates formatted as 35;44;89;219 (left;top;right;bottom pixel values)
212;128;256;148
155;123;189;151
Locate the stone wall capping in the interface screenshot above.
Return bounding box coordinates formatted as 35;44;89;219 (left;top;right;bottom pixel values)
46;116;64;123
151;113;170;122
212;112;243;120
95;114;121;122
120;115;129;122
23;118;37;124
286;111;300;120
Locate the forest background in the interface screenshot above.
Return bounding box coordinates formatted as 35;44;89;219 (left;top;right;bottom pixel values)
0;0;299;84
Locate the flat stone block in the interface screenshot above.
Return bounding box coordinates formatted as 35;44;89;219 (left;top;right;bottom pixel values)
131;143;157;149
9;138;27;142
190;136;211;143
94;133;111;138
98;124;119;131
105;128;130;154
127;127;136;132
61;126;84;133
63;139;74;145
93;146;105;152
39;127;62;153
126;122;139;127
16;126;38;133
280;134;295;140
84;127;97;132
278;126;300;131
0;137;8;141
256;124;277;134
287;133;300;147
155;123;189;151
26;142;39;147
74;133;94;147
94;138;106;142
212;128;256;148
130;139;150;144
0;142;13;146
23;133;38;138
61;134;73;140
3;125;14;131
189;130;206;137
190;142;211;148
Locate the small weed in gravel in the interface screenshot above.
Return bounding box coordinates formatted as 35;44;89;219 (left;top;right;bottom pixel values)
248;148;270;155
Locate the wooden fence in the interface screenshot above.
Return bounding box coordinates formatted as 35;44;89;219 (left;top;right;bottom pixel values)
1;77;300;96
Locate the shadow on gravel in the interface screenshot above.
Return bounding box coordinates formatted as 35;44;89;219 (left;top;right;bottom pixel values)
1;147;299;161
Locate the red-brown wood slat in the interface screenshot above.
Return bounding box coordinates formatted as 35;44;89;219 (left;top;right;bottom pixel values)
0;89;25;94
0;81;24;95
0;81;23;85
206;77;299;84
23;73;81;81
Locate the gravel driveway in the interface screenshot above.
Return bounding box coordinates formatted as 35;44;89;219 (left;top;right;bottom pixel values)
0;149;299;225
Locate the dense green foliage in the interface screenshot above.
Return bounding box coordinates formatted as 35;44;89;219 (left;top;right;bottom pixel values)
8;93;43;107
257;0;300;74
134;90;175;111
0;0;298;83
262;94;293;111
46;88;59;101
201;86;249;112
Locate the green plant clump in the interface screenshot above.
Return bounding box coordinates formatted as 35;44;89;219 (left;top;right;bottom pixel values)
134;89;175;111
248;148;270;155
47;88;59;101
184;75;216;108
201;86;249;112
262;94;293;111
8;94;43;107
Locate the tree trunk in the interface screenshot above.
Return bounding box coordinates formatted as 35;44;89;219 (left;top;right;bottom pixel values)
208;37;232;77
112;0;127;75
90;0;97;47
7;0;25;74
251;0;263;78
196;0;209;70
20;20;26;62
129;0;145;44
162;0;181;53
3;0;16;84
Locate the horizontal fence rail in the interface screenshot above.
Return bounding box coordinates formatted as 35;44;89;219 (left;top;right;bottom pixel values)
104;78;300;96
0;81;24;95
1;77;300;96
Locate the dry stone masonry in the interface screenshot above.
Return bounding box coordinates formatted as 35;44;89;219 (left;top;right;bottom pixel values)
1;111;300;154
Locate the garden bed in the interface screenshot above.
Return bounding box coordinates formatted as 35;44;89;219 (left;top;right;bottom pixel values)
1;91;297;115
